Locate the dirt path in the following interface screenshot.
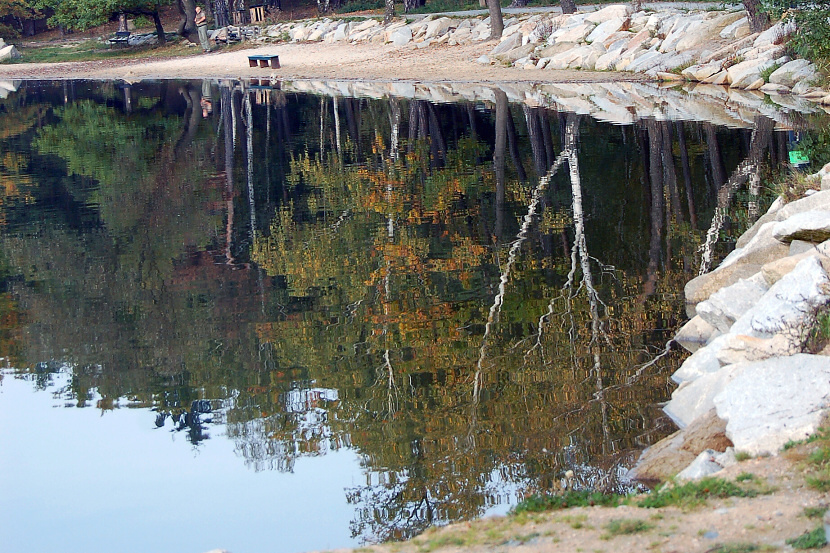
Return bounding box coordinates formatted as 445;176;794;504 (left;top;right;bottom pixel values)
0;40;647;83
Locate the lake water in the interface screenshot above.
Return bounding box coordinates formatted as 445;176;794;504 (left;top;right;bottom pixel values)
0;79;801;553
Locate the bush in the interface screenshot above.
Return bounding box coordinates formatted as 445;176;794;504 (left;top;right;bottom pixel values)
763;0;830;62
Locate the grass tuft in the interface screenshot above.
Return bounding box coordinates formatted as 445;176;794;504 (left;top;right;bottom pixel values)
601;518;654;539
511;490;621;514
638;477;769;510
786;525;827;549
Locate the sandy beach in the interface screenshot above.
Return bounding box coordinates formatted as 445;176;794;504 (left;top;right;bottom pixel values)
0;39;647;83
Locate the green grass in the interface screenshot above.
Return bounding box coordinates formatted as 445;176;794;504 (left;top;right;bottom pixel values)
786;525;827;549
707;543;777;553
8;36;253;64
638;477;770;509
511;490;622;514
803;506;827;519
600;518;655;539
759;62;783;83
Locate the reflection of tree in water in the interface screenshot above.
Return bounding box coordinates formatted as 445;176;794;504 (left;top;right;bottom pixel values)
0;82;791;545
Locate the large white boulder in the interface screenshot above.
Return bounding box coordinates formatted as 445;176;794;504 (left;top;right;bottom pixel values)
675;315;720;353
425;17;454;39
714;354;830;455
672;334;728;384
0;44;21;62
754;19;795;48
490;32;521;54
586;17;627;44
769;59;817;88
772;210;830;243
696;273;769;332
664;363;739;429
585;4;631;24
727;58;777;89
389;26;412;46
778;190;830;220
553;23;595;43
731;255;830;339
720;17;749;40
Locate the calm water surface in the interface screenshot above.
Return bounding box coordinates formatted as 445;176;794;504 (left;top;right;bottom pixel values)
0;79;797;553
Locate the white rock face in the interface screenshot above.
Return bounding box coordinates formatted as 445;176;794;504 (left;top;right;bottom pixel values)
425;17;454;39
731;255;830;339
676;448;736;480
664;363;738;428
696;273;769;332
675;315;720;353
0;44;21;62
554;23;594;43
586;17;626;44
772;210;830;243
585;4;631;24
389;26;412;46
727;58;776;89
769;59;816;88
778;190;830;220
720;17;748;39
672;334;728;384
714;354;830;455
490;33;522;54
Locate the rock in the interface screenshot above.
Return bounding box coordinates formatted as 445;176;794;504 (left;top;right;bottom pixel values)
490;33;521;55
682;62;724;82
772;210;830;243
585;4;631;24
769;59;816;88
389;26;412;46
714;354;830;455
696;273;769;333
629;409;731;483
716;333;800;365
675;315;720;353
492;43;537;64
791;239;818;255
719;221;791;272
0;38;5;49
720;17;749;40
676;448;727;480
727;58;776;89
425;17;454;39
685;262;763;307
761;250;828;284
553;23;594;43
731;255;830;339
476;55;491;65
0;45;21;62
753;19;795;48
736;200;785;249
664;364;738;429
672;334;727;384
586;17;627;44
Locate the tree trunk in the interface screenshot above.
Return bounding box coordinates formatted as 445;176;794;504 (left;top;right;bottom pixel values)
178;0;198;42
494;89;508;241
487;0;504;40
384;0;395;24
560;0;576;15
152;11;167;44
118;13;128;32
743;0;770;33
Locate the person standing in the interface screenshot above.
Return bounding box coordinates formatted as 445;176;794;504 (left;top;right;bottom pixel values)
195;6;210;53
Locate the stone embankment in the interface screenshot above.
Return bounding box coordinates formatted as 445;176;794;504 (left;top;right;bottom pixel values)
254;4;827;102
631;173;830;483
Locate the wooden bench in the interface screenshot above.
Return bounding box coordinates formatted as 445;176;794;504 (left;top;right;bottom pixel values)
248;54;280;69
109;31;131;47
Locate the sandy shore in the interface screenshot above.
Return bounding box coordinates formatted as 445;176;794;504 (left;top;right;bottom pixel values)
0;40;648;83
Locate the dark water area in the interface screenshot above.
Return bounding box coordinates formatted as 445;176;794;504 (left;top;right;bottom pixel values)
0;79;797;553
